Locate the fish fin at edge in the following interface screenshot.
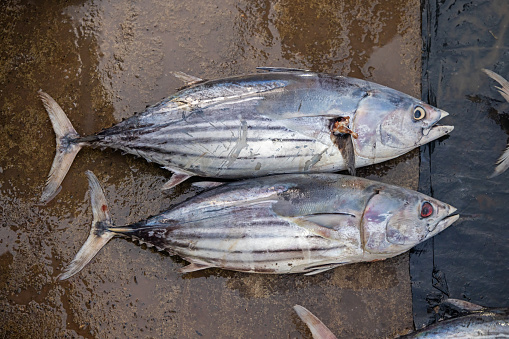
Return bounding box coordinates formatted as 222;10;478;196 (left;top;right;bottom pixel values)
442;299;485;313
256;67;311;73
162;167;195;190
489;144;509;178
179;262;214;273
293;305;338;339
59;171;114;280
39;90;82;204
303;264;344;276
482;68;509;102
172;71;206;89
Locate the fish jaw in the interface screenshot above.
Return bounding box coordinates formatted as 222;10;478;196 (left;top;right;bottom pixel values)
419;108;454;145
426;208;459;239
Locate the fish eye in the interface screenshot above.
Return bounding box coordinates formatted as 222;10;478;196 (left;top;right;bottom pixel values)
413;106;426;120
420;202;433;218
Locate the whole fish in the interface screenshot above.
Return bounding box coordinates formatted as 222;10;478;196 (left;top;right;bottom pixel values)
39;68;454;203
483;69;509;178
294;299;509;338
58;171;458;280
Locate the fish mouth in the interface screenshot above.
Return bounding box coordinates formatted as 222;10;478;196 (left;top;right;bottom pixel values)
421;110;454;140
436;207;460;232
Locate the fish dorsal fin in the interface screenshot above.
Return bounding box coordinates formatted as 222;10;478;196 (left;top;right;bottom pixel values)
281;213;358;241
294;305;338;339
256;66;311;73
442;299;485;313
172;71;207;89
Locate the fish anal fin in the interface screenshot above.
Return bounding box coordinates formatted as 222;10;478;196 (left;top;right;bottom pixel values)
179;262;214;273
294;305;338;339
162;167;195;190
162;174;191;190
303;264;344;275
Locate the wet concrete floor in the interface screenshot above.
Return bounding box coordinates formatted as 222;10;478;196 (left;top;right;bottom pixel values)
0;0;421;337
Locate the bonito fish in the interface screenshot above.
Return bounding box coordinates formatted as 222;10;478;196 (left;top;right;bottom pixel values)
294;299;509;338
39;68;454;203
59;171;458;280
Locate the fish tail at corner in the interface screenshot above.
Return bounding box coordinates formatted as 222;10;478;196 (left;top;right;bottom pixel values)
38;90;83;204
58;170;115;280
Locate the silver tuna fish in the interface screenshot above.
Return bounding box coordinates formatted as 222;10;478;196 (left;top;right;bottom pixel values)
294;299;509;338
58;171;458;280
483;69;509;178
39;68;454;203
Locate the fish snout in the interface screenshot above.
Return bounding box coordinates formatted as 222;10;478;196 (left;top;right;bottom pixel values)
430;205;459;235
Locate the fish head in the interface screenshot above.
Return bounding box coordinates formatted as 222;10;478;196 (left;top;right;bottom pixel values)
361;185;458;255
352;91;453;163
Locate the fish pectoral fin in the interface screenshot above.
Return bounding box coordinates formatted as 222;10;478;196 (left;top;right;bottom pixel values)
172;71;206;89
294;305;338;339
179;262;214;273
268;116;331;147
282;213;356;241
191;181;226;189
162;167;195;190
256;67;311;73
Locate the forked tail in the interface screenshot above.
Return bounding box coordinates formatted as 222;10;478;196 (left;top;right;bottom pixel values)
59;171;115;280
39;91;82;204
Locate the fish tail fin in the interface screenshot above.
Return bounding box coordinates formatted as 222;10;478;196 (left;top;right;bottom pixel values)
39;90;82;204
59;171;114;280
293;305;338;339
